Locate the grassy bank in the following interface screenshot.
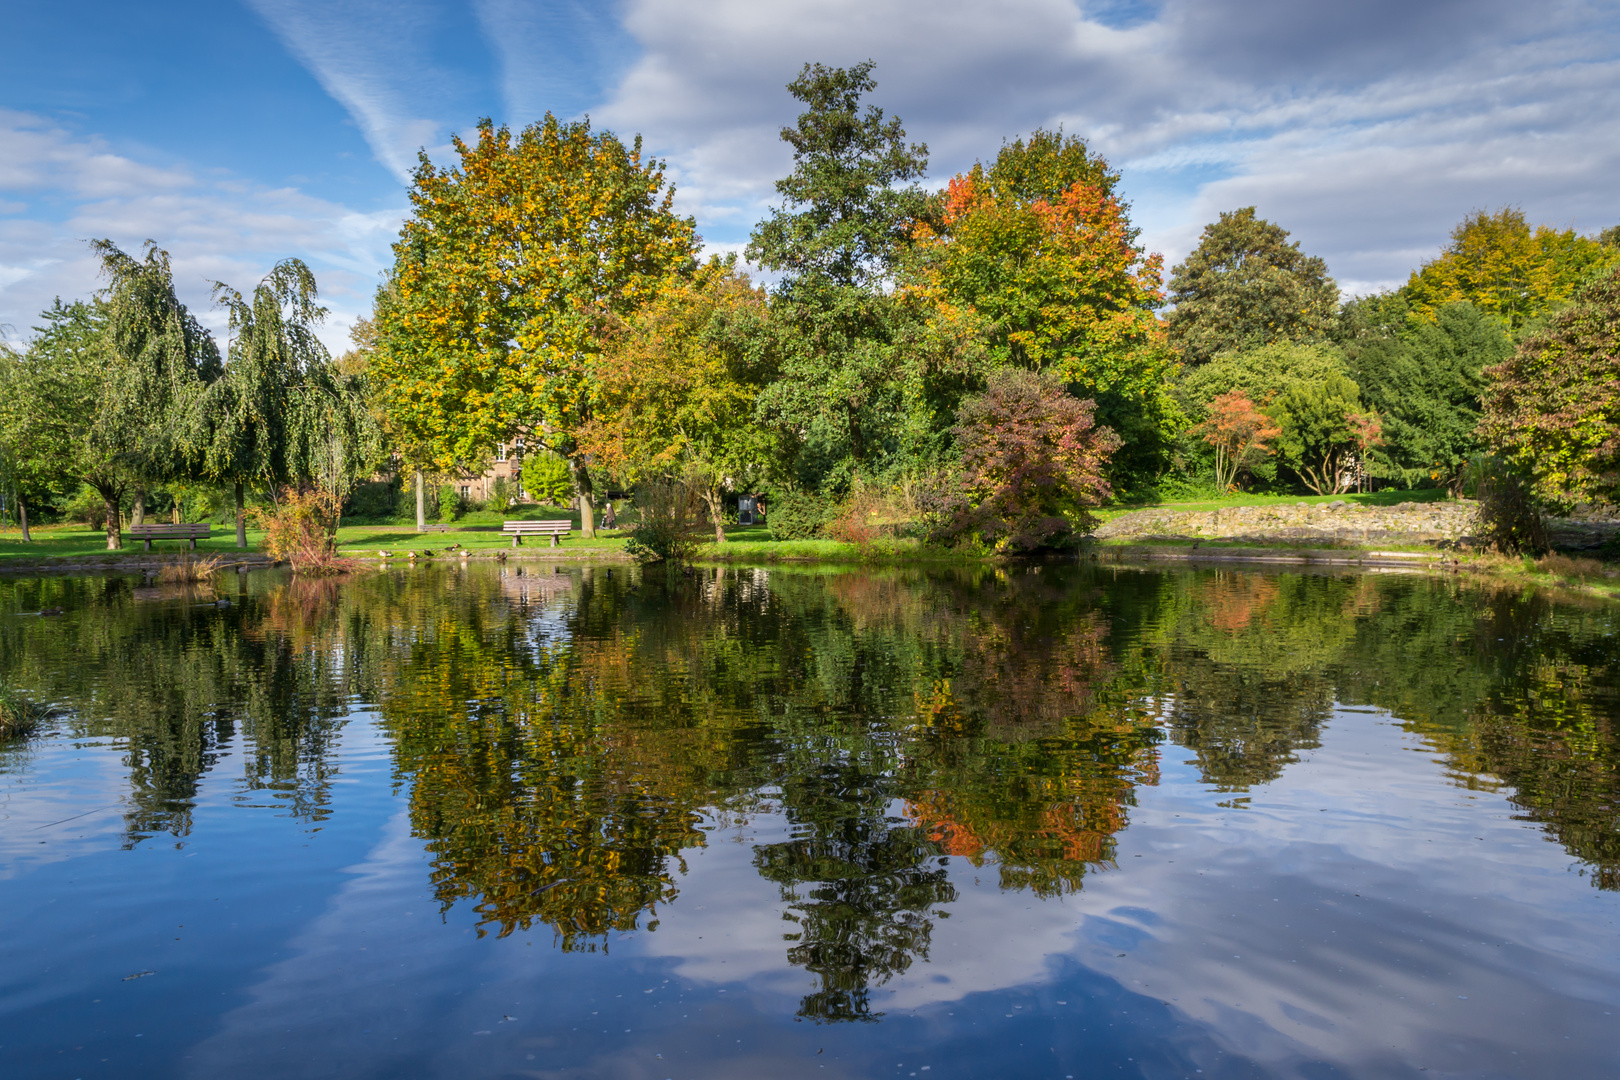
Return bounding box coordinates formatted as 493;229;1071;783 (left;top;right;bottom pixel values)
0;518;633;564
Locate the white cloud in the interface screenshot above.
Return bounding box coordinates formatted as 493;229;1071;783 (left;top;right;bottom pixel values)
0;110;402;355
592;0;1620;283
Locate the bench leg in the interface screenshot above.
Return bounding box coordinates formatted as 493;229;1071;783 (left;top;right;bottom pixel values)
550;534;558;547
512;536;520;547
189;538;197;551
144;539;152;552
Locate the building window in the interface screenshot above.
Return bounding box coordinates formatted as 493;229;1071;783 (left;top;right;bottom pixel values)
460;485;471;500
495;442;507;462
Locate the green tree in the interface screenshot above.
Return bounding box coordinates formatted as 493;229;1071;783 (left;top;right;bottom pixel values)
13;242;219;549
1404;208;1619;332
1177;342;1361;493
1479;265;1620;508
745;61;932;493
1271;373;1374;495
0;342;57;540
520;452;575;506
201;260;380;546
1164;207;1339;365
371;115;698;537
1338;294;1510;486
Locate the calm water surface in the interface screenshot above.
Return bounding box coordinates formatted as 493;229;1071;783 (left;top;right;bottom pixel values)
2;561;1618;1079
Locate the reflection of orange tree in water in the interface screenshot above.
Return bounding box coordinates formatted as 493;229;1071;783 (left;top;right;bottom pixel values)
902;681;1163;897
752;569;1162;1018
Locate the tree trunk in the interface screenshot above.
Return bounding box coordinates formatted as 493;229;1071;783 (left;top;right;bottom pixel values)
569;456;596;538
234;482;247;548
132;488;146;527
702;487;727;542
18;495;30;542
104;495;122;550
415;470;425;530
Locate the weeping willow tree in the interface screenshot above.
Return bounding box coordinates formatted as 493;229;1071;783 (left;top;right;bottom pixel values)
8;242;219;549
201;260;382;547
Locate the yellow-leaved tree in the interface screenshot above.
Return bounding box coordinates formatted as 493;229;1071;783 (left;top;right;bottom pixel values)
370;116;698;535
581;258;773;542
1404;208;1618;332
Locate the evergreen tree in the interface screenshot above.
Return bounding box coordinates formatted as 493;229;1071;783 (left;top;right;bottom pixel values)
745;61;933;493
1338;294;1510;486
1164;208;1338;365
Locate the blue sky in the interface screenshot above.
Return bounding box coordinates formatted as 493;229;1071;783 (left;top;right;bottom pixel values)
3;0;1618;351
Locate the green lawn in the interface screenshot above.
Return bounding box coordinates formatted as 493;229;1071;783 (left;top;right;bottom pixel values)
0;489;1461;566
1092;487;1453;522
0;516;632;563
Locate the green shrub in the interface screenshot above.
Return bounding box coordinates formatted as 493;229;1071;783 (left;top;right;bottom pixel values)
767;490;833;541
1470;455;1548;554
343;477;402;521
522;453;576;506
625;479;702;563
437;484;463;522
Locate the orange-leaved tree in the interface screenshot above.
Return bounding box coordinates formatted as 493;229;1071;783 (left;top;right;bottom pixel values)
370;116;698;536
1194;391;1281;492
907;130;1174;481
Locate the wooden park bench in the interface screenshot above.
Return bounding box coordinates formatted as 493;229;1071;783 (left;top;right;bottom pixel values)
130;523;212;552
502;520;572;547
418;523;450;533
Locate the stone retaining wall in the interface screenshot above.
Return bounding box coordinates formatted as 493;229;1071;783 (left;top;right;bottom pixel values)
1095;500;1620;550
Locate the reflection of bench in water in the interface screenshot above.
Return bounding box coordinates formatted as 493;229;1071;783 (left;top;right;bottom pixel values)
502;520;572;547
500;566;575;605
130;523;212;551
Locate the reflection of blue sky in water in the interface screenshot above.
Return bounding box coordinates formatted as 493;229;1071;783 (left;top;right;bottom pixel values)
6;563;1620;1078
14;703;1599;1078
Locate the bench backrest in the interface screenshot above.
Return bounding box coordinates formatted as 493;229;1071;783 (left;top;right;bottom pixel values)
130;524;211;537
502;520;571;533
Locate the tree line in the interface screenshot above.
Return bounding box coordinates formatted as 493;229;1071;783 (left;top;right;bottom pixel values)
0;245;377;548
4;60;1617;553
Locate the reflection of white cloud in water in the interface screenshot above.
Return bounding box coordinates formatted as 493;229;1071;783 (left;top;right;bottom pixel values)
1059;707;1620;1075
177;705;1620;1077
638;813;1089;1012
0;730;132;874
647;707;1620;1074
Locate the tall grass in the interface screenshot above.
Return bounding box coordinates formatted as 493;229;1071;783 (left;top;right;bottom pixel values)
0;682;43;740
158;553;224;585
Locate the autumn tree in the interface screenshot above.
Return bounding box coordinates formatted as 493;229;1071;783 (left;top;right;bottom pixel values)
909;131;1174;483
932;369;1120;551
746;61;932;493
1479;265;1620;509
1195;391;1280;492
371;116;698;536
582;259;772;541
201;260;379;546
1405;208;1619;332
1164;208;1339;365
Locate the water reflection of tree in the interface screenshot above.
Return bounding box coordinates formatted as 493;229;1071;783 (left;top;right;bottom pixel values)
754;762;956;1023
0;574;351;843
1151;572;1375;790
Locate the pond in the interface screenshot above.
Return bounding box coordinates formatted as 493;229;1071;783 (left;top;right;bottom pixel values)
2;561;1618;1079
